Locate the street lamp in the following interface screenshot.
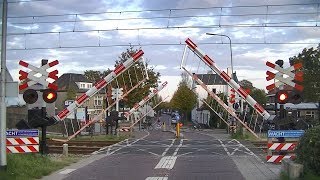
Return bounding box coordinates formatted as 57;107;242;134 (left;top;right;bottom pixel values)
206;33;233;77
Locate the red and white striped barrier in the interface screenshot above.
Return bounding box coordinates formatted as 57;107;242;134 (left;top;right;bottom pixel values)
6;133;39;153
267;143;297;151
266;155;295;163
6;137;39;146
124;81;168;118
7;145;39;153
118;128;130;132
184;38;270;121
266;61;303;91
229;88;235;104
19;60;59;90
182;67;259;138
55;50;144;122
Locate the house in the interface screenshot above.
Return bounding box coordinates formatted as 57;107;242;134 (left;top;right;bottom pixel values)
191;72;238;126
193;72;238;107
55;73;105;119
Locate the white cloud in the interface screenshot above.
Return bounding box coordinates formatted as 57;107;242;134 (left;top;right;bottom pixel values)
153;65;167;70
158;75;181;101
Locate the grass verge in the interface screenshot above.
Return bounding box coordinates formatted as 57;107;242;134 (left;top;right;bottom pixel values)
280;170;320;180
0;153;83;180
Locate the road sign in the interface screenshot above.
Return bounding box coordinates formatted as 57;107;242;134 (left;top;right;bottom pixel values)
266;61;303;91
19;60;59;90
267;130;304;138
6;129;39;154
6;129;39;137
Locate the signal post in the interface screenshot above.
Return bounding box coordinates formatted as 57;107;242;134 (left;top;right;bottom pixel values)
17;59;59;154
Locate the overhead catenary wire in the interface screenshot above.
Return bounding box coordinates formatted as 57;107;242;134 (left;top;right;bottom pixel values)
8;12;319;25
7;22;320;37
7;2;319;18
7;41;320;51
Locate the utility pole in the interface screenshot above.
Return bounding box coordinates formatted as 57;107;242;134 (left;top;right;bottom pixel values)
0;0;8;171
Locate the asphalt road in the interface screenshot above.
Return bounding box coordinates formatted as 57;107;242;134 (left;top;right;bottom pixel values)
54;114;276;180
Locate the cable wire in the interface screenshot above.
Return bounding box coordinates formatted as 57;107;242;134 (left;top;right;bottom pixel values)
8;42;320;51
8;2;319;18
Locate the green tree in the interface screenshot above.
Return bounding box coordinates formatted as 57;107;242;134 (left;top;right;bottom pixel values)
289;45;320;102
65;87;76;101
170;79;197;122
239;79;254;91
251;88;267;106
84;70;110;84
113;46;160;107
84;46;160;108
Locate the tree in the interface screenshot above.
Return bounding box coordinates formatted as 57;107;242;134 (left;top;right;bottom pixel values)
84;70;110;84
65;86;76;101
170;80;197;122
251;88;267;106
113;46;160;107
289;45;320;102
239;80;254;91
84;46;160;108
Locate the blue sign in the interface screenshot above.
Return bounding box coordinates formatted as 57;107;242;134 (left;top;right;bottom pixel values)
267;130;304;138
6;129;39;137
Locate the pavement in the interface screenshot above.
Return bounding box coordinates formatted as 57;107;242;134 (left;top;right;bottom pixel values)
41;115;281;180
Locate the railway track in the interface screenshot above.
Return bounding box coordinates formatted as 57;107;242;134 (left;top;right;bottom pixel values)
47;140;121;154
249;140;299;153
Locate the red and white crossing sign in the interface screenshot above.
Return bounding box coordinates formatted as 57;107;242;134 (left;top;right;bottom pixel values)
19;60;59;91
265;61;303;91
6;129;39;153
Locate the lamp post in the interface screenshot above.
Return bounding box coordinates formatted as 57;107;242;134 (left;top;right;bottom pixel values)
206;33;233;76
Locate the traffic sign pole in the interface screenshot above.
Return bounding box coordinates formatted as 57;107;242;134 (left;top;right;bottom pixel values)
0;0;8;171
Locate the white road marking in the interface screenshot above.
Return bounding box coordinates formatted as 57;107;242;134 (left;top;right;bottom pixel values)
218;139;231;156
145;177;168;180
173;139;184;156
95;131;150;155
131;146;160;157
161;139;175;156
59;169;76;174
155;156;177;170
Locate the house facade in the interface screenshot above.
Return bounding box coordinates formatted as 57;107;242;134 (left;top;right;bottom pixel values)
191;72;238;126
55;73;105;120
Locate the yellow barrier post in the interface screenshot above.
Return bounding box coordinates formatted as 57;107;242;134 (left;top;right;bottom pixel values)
176;123;180;138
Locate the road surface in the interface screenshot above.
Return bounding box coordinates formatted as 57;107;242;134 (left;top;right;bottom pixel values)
43;114;280;180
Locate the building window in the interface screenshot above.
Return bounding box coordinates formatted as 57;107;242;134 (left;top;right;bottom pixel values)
80;83;85;89
94;96;103;106
87;84;92;89
306;111;315;118
212;88;216;94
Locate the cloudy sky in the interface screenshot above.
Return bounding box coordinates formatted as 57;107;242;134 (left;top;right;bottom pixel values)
5;0;320;100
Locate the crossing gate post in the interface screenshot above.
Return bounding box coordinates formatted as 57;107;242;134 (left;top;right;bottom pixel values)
266;130;304;163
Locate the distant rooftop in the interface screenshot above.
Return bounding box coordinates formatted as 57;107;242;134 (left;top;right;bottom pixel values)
195;72;238;85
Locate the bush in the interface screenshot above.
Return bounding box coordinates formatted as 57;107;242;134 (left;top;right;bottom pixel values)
295;125;320;175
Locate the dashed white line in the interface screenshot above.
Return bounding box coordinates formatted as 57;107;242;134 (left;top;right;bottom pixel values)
161;139;175;156
218;139;231;156
173;139;184;156
145;177;168;180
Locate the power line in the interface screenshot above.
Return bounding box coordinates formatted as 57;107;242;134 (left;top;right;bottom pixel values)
8;12;318;25
8;2;319;18
8;42;320;51
7;23;320;36
8;0;51;3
